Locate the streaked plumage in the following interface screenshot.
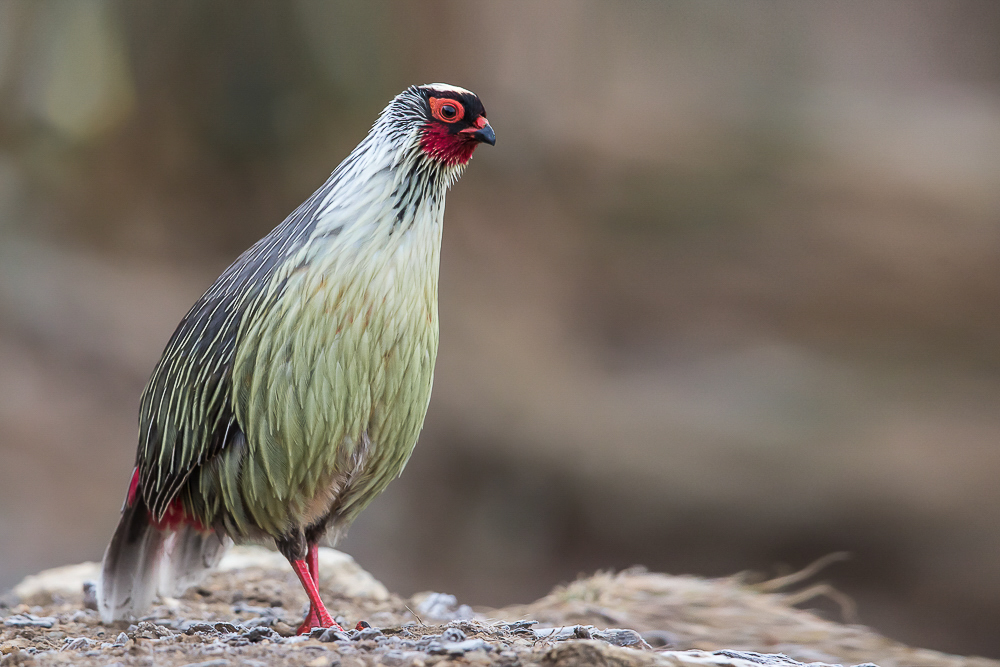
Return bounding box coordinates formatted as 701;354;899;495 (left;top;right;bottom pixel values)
98;84;494;633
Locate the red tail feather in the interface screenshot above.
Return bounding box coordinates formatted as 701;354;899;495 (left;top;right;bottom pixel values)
126;467;140;506
152;498;207;532
124;467;206;532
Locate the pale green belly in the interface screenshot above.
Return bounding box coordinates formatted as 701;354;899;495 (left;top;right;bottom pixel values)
230;257;439;537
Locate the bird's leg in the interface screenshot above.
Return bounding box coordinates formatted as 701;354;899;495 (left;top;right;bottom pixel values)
291;558;340;635
306;541;320;588
298;542;343;634
280;531;345;635
300;542;344;634
305;541;372;632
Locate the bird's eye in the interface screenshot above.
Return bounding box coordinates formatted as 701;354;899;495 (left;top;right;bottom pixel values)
430;97;465;123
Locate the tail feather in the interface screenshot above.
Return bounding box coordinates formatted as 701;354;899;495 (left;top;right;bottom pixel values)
98;501;164;623
158;524;230;597
98;500;230;623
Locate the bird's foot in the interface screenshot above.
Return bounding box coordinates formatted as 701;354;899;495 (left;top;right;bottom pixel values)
295;604;343;636
289;555;344;635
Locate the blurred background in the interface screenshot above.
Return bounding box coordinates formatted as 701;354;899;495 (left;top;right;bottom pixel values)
1;0;999;657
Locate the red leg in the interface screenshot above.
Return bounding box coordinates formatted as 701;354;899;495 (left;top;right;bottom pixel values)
290;558;342;635
307;542;320;587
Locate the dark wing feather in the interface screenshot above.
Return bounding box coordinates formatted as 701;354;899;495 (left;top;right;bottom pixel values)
136;187;330;520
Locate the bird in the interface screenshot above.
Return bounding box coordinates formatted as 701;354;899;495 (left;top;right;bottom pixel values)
97;84;495;635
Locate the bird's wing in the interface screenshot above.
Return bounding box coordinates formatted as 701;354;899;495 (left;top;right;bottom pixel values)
137;269;254;521
136;190;329;521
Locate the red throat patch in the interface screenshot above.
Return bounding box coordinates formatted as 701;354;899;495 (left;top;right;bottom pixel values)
420;123;480;166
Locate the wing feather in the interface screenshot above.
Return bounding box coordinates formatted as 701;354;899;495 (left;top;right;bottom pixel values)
136;186;330;522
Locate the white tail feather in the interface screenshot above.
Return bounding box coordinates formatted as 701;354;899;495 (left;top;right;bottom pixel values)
98;503;229;623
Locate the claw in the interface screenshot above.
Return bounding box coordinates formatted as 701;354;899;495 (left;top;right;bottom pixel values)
295;606;343;636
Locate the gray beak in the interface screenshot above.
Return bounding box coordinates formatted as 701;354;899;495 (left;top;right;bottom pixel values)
471;121;496;146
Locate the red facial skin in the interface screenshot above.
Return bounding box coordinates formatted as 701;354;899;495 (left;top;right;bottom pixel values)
420;116;488;166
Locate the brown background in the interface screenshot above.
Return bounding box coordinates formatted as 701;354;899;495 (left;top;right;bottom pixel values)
2;0;1000;657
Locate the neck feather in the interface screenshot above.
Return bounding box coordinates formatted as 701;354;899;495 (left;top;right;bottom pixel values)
307;114;465;243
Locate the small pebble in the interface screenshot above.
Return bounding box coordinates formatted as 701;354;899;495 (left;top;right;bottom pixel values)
185;623;217;635
424;636;494;656
3;614;56;628
414;592;475;621
641;629;676;648
61;637;92;651
132;620;173;638
317;628;350;643
81;581;98;610
243;626;279;643
231;602;273;615
596;628;645;648
442;627;466;642
506;620;537;633
381;650;407;666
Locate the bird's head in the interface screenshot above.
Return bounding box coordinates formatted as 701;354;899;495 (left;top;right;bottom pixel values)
379;84;494;169
415;84;495;166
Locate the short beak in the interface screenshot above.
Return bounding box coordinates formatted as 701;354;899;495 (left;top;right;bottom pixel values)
474;121;496;146
462;118;496;146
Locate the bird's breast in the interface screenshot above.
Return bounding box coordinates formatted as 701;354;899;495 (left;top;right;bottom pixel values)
231;218;443;534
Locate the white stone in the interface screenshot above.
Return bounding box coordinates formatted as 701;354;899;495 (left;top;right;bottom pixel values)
12;546;389;603
218;545;390;601
13;562;100;599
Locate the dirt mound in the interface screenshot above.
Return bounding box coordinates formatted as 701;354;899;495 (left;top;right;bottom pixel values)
1;547;994;667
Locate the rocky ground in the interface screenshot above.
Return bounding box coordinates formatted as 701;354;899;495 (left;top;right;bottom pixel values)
1;547;996;667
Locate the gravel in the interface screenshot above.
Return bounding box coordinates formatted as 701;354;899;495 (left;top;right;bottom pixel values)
0;545;974;667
